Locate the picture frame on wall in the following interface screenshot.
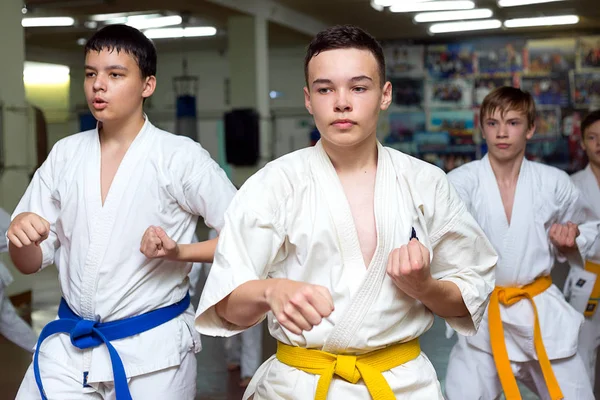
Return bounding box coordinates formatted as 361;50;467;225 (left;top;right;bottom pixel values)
384;45;425;78
533;106;562;138
570;71;600;108
473;76;517;106
426;78;473;109
526;38;576;75
474;38;526;74
389;77;424;108
520;75;570;107
426;43;475;79
577;36;600;71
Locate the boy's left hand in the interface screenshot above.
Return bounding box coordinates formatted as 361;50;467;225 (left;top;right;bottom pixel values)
549;221;580;253
140;226;179;260
386;239;435;300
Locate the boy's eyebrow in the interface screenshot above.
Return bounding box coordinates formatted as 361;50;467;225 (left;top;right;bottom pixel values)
350;75;373;83
84;65;129;71
311;75;373;86
312;78;333;86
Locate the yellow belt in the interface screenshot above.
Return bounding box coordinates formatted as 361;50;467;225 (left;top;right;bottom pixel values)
584;260;600;318
276;338;421;400
488;275;563;400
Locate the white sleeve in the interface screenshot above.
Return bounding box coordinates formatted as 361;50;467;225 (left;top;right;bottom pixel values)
174;142;237;233
428;173;497;336
555;173;600;264
0;208;11;253
194;179;287;337
11;146;61;270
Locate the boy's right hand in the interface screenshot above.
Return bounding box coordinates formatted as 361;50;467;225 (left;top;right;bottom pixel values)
265;279;334;335
7;212;50;247
140;226;179;260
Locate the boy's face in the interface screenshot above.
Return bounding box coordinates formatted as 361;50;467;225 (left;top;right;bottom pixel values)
481;108;534;163
84;48;155;123
303;48;391;149
582;120;600;167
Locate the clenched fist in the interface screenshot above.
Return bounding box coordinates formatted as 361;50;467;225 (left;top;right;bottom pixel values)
140;226;179;260
265;280;334;335
549;222;580;253
7;212;50;248
386;238;434;300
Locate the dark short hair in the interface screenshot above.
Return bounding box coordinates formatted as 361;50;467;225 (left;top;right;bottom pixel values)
581;110;600;139
480;87;536;130
304;25;386;87
84;24;157;78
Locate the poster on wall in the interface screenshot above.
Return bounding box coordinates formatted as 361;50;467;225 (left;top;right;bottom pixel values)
389;78;424;108
570;71;600;108
426;43;475;78
384;45;425;78
426;79;473;108
520;75;570;107
429;109;476;144
473;76;517;106
534;106;561;138
578;36;600;70
474;38;526;74
383;111;426;147
526;38;576;74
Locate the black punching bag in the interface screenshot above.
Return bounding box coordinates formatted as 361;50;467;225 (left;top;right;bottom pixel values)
224;108;260;166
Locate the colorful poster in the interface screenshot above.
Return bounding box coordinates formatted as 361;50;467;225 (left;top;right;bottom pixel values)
384;45;425;78
578;36;600;70
534;106;561;138
389;78;424;108
520;75;570;107
426;43;475;78
426;79;473;108
429;109;476;144
570;71;600;107
383;111;426;145
473;76;517;106
474;38;526;74
526;38;576;74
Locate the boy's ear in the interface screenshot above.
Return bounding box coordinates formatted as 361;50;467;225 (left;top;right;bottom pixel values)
304;87;313;115
142;75;156;99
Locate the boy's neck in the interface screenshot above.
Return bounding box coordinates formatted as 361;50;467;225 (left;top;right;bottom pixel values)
488;152;525;185
322;135;378;174
99;112;146;146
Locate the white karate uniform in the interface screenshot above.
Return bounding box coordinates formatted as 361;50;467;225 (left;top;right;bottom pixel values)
569;164;600;388
445;155;598;400
195;141;497;400
189;229;263;380
0;208;38;353
12;118;236;399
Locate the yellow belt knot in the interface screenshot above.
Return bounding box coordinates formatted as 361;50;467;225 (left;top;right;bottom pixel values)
276;338;421;400
489;275;564;400
335;354;359;383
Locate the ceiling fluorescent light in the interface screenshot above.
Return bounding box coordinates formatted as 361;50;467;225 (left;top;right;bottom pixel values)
429;19;502;33
22;17;75;27
90;12;142;22
504;15;579;28
414;9;493;23
126;15;182;30
498;0;566;7
391;1;475;13
143;27;217;39
374;0;433;5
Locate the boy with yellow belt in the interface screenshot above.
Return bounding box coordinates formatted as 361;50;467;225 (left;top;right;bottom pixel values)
567;110;600;391
445;87;599;400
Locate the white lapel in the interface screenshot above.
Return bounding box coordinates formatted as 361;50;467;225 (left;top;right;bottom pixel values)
315;141;399;353
79;119;154;318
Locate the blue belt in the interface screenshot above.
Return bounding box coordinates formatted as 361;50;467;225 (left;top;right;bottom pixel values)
34;293;191;400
